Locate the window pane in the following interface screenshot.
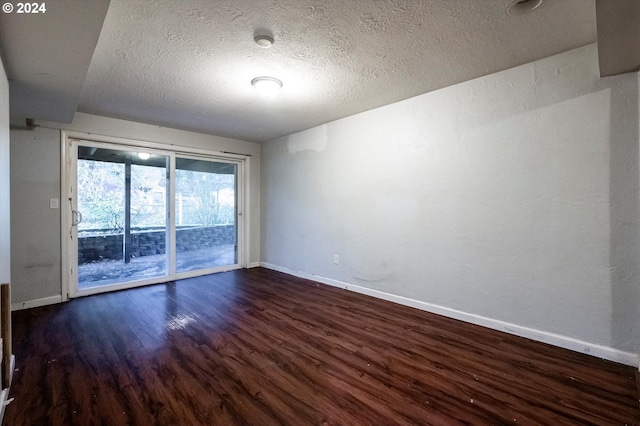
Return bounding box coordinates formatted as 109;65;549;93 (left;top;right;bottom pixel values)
175;158;237;273
77;147;169;288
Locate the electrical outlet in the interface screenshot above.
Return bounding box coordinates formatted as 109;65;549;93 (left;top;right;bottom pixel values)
49;198;59;209
333;254;339;265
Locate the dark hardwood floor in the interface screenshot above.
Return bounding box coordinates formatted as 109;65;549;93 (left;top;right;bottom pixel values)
5;268;639;425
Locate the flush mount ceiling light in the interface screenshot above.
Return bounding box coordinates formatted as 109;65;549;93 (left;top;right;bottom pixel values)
507;0;542;15
251;76;283;97
254;34;275;48
137;152;151;160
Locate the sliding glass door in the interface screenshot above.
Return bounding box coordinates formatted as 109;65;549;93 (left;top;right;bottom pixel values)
175;157;237;273
76;146;169;290
67;139;243;297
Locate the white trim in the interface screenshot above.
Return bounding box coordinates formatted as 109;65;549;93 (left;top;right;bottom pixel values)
242;157;251;268
168;154;177;277
62;130;248;161
175;264;242;281
74;276;177;298
248;262;261;268
11;295;63;311
259;262;639;367
60;131;71;301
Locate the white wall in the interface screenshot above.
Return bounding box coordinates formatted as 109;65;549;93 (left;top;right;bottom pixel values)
261;44;640;364
11;112;260;305
0;57;10;285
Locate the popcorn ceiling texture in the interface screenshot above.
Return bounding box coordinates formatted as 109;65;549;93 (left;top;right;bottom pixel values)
78;0;596;142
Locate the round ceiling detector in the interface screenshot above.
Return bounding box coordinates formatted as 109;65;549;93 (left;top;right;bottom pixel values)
507;0;542;15
251;76;283;97
254;35;274;48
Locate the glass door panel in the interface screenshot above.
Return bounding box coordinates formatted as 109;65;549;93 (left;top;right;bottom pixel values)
175;157;237;273
76;146;169;289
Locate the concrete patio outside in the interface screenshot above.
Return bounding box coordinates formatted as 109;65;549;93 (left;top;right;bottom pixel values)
78;244;236;289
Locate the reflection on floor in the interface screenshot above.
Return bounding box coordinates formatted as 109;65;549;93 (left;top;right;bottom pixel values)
78;244;236;289
7;269;639;424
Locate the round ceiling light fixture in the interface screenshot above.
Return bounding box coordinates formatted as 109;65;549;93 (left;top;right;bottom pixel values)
251;76;283;97
137;152;151;160
254;34;275;48
507;0;542;15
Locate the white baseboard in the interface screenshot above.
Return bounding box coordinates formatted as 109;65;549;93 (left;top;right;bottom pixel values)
247;262;261;268
11;295;63;311
259;262;639;367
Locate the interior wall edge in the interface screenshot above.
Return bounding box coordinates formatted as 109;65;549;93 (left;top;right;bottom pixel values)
0;54;10;286
259;262;639;367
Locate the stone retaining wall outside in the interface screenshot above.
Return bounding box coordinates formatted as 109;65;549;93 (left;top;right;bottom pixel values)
78;225;235;264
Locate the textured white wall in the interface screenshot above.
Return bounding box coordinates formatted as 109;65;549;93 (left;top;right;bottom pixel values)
0;57;10;285
10;128;61;304
10;113;260;304
262;44;640;358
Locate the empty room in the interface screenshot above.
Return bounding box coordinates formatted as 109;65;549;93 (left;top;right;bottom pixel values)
0;0;639;424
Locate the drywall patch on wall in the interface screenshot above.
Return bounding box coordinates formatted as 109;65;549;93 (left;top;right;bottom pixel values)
287;124;328;153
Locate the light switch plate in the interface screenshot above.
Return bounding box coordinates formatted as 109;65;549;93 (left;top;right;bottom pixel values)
50;198;59;209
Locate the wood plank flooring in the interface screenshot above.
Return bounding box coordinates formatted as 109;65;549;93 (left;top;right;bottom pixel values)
5;268;639;425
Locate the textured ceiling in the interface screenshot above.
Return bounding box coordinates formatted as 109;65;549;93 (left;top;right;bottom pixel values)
77;0;597;142
2;0;598;142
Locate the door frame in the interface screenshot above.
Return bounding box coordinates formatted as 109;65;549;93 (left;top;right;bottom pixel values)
61;130;250;300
